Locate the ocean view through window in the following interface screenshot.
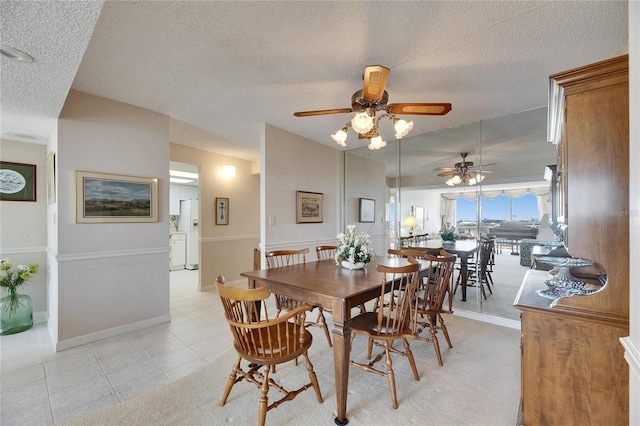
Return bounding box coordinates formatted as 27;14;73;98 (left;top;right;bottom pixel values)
457;194;539;224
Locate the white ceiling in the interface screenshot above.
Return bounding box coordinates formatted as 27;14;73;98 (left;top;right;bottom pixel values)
1;1;628;187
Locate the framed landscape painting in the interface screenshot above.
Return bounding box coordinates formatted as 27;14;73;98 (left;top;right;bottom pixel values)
0;161;36;202
296;190;323;223
76;171;158;223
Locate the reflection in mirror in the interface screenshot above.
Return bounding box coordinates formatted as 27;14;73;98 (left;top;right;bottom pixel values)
343;107;558;322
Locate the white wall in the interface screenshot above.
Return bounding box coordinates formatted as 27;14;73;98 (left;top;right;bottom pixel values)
0;139;48;320
170;143;260;286
263;125;342;257
53;90;170;350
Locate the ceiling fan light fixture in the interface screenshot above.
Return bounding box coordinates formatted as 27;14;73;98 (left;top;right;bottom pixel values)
368;135;386;150
331;127;348;146
393;118;413;139
350;111;374;134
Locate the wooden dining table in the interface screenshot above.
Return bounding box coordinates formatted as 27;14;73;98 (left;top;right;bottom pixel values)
241;256;419;425
408;239;480;302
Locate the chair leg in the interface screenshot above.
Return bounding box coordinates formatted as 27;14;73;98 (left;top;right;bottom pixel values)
430;323;444;366
220;356;242;406
453;273;461;294
303;352;324;403
437;313;453;348
383;342;399;409
367;337;374;359
402;338;420;381
258;365;271;426
483;271;493;294
317;308;333;347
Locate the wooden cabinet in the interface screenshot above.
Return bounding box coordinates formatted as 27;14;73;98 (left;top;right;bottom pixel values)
515;55;629;425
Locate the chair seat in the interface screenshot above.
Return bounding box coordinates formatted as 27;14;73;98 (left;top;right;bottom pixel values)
237;327;313;365
350;312;414;337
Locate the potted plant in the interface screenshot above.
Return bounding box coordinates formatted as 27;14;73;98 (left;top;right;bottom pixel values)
0;259;39;335
335;224;375;269
439;224;459;244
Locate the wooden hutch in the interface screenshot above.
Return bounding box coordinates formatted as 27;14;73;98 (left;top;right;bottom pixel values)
514;55;629;424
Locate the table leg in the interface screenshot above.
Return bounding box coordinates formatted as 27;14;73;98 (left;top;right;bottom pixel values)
332;304;351;425
460;257;468;302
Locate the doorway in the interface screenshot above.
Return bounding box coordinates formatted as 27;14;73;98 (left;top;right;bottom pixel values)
169;161;200;291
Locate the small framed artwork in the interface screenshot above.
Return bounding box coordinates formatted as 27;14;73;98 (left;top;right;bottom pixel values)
216;197;229;225
0;161;36;202
413;206;425;230
296;190;323;223
359;198;375;223
76;171;158;223
46;152;56;204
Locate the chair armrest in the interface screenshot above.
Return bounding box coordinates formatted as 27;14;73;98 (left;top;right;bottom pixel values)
228;303;313;329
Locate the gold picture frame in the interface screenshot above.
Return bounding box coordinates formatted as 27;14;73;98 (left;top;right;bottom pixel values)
76;171;158;223
296;190;323;223
46;152;56;204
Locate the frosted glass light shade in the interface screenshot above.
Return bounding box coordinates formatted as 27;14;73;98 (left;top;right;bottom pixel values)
351;112;374;134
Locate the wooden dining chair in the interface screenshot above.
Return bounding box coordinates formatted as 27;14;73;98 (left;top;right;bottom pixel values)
349;258;422;409
315;245;337;261
387;248;457;352
454;237;493;299
411;251;457;366
216;276;323;426
265;248;332;347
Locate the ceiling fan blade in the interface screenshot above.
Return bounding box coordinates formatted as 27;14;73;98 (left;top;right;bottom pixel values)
437;171;455;177
362;65;390;101
293;108;354;117
433;166;455;172
386;103;452;115
467;162;497;170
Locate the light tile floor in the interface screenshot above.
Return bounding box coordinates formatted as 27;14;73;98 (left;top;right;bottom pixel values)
0;270;233;425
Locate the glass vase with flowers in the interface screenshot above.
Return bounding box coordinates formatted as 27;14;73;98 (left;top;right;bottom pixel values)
0;259;39;335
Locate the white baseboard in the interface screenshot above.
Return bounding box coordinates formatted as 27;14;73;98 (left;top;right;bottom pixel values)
54;314;171;352
453;309;521;330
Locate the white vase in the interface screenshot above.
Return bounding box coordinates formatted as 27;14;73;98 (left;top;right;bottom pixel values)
341;260;365;270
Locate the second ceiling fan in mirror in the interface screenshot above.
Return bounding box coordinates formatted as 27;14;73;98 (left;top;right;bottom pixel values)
434;153;497;186
293;65;452;150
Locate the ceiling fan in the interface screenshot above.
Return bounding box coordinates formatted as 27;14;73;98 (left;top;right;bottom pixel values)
433;153;497;186
293;65;452;149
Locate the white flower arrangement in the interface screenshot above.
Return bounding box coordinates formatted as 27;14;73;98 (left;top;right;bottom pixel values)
335;224;375;265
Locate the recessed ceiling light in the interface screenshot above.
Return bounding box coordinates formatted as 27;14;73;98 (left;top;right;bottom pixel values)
0;45;34;63
3;132;47;142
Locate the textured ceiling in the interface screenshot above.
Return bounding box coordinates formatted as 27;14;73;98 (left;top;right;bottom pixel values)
0;1;628;187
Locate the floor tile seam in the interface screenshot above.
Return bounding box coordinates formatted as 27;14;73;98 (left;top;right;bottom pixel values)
125;331;178;384
86;341;127;410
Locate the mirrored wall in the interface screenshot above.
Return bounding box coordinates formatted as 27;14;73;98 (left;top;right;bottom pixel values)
344;107;558;321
